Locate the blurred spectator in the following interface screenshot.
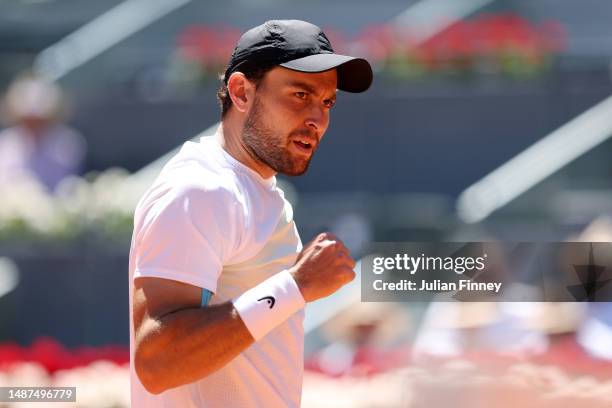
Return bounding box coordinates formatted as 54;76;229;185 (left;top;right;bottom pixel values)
0;73;86;191
412;302;506;358
413;300;590;360
306;302;412;377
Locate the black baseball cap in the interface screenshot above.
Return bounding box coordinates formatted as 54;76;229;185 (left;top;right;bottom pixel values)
223;20;373;93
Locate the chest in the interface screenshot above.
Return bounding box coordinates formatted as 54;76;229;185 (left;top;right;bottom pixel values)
215;199;302;302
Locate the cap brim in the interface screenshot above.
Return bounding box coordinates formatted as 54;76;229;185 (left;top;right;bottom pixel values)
280;53;373;93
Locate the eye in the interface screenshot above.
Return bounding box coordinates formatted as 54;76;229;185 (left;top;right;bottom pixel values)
294;91;308;99
323;99;336;109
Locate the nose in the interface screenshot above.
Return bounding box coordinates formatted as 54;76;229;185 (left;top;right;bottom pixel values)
304;104;328;135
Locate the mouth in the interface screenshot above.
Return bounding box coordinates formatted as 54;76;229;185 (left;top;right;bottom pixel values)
290;138;315;155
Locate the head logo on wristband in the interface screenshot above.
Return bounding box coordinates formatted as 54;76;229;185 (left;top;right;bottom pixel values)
257;296;276;309
233;270;306;341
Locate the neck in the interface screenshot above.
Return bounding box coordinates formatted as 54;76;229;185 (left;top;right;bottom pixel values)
216;118;276;179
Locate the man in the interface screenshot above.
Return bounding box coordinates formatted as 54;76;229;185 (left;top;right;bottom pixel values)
0;73;86;191
129;19;372;407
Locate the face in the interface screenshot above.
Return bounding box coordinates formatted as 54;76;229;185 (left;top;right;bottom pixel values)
20;116;52;135
242;66;337;176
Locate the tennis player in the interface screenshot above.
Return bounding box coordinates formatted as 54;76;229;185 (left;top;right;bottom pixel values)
129;19;372;407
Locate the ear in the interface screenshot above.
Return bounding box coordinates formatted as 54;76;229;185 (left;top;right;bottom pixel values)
227;72;255;114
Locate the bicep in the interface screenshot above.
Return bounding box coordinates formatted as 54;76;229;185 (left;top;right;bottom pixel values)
132;277;202;340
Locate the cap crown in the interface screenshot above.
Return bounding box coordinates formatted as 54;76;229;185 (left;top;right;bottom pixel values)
224;20;334;82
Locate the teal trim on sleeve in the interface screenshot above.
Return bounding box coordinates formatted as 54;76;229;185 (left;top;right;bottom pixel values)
201;288;212;307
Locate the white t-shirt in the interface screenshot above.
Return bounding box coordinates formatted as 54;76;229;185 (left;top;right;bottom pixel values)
128;136;304;407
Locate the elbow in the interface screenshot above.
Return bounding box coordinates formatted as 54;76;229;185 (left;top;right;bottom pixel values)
134;348;167;395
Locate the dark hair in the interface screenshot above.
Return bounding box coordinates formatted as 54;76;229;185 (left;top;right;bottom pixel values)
216;67;273;118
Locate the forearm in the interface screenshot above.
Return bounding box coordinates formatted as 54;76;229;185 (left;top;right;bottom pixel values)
135;301;254;394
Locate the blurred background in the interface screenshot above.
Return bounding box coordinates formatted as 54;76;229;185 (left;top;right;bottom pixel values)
0;0;611;406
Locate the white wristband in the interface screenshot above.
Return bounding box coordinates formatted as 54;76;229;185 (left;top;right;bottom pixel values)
233;270;305;341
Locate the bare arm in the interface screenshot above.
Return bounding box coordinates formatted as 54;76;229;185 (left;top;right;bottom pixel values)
133;277;254;394
133;232;355;395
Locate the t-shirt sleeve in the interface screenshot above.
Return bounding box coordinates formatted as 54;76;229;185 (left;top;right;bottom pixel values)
132;184;240;293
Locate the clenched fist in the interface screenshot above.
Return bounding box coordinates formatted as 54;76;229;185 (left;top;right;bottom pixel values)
289;232;356;302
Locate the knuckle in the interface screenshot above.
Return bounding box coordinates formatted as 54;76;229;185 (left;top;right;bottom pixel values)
318;232;331;240
339;269;355;283
337;266;354;278
325;232;338;241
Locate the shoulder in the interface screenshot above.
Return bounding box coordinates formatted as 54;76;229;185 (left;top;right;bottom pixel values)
139;173;241;223
134;140;249;234
133;173;245;253
149;140;241;201
135;155;248;238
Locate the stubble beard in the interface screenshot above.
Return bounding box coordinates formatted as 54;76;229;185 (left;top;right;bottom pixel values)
242;96;313;177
